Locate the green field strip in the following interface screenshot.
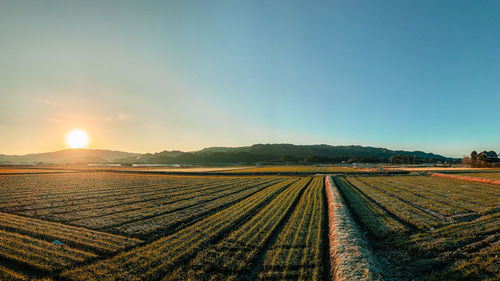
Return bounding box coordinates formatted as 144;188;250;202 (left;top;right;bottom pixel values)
60;178;299;281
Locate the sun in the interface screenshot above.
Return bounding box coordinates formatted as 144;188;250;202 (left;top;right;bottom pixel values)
66;129;89;149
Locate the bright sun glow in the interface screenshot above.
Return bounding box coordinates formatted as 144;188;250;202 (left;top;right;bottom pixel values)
66;129;89;149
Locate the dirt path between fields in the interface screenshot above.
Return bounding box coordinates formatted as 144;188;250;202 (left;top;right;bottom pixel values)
325;176;382;281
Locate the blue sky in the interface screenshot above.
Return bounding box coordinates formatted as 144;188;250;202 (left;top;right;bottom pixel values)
0;0;499;157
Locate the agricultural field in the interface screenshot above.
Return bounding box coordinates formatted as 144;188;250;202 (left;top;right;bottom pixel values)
335;175;500;280
454;172;500;181
1;169;498;280
0;171;330;280
223;165;356;174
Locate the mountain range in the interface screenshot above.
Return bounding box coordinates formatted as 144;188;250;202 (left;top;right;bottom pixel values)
0;144;452;164
0;149;138;164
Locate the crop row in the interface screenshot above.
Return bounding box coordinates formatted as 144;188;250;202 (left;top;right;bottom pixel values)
70;178;281;232
400;213;500;280
334;176;405;238
0;174;278;234
0;229;96;272
0;264;29;281
356;176;469;216
0;263;54;281
408;213;499;254
113;178;284;237
258;176;326;280
340;175;500;280
10;178;242;214
0;173;188;199
166;177;313;280
361;176;498;215
0;174;254;212
0;212;141;254
24;179;261;224
0;211;143;279
345;177;442;229
61;177;300;281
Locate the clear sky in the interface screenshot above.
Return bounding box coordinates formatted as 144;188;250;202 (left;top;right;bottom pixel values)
1;0;499;157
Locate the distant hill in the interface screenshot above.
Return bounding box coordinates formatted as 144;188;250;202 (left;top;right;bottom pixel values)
0;144;453;165
0;149;139;164
117;144;452;164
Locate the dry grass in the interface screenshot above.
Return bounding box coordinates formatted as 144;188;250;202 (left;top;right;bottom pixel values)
326;176;381;281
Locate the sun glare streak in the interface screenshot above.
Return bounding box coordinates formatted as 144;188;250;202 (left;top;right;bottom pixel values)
66;129;89;149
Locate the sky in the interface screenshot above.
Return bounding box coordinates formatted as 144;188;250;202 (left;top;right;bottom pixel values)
0;0;499;157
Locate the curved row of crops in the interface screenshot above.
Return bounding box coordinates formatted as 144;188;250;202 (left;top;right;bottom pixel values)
70;178;279;231
164;177;314;280
334;176;405;238
1;170;496;281
0;173;282;238
0;212;141;254
61;176;333;281
61;178;300;280
15;177;256;217
0;211;141;278
337;174;500;280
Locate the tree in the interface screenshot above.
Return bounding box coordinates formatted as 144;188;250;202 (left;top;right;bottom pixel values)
488;151;498;158
461;156;471;165
477;152;489;167
471;151;478;167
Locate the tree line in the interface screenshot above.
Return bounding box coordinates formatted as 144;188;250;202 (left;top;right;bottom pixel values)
462;151;500;167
